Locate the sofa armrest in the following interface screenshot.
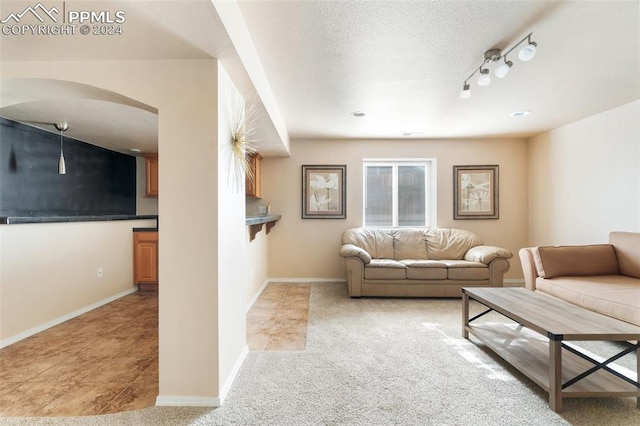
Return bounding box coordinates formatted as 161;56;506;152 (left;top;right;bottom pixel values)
488;258;511;287
519;248;538;291
343;257;364;297
340;244;372;264
464;245;513;265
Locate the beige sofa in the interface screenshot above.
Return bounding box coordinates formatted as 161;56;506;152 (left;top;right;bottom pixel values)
519;231;640;327
340;227;512;297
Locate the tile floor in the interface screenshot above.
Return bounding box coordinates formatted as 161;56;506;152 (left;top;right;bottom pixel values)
0;291;158;417
247;283;311;351
0;283;310;417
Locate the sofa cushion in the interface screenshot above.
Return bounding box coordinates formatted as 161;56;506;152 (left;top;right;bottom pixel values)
364;259;406;279
535;275;640;326
400;260;448;279
610;232;640;279
442;260;489;280
342;228;395;259
425;229;483;260
533;245;619;278
393;228;429;260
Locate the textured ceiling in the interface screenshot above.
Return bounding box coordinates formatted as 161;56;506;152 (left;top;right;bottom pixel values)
1;0;639;152
238;0;640;139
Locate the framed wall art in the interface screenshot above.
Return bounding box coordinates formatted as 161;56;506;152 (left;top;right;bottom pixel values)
453;165;499;219
302;165;346;219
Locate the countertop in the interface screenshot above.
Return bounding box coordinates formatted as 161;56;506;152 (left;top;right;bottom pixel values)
0;214;158;225
245;215;281;225
133;227;158;232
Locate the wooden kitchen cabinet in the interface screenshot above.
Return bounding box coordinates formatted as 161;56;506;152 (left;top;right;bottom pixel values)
144;154;159;197
246;152;263;198
134;231;158;290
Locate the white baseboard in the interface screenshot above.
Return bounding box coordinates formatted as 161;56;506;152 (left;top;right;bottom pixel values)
245;279;269;313
267;278;347;283
503;279;525;287
219;345;249;404
155;396;220;407
0;286;138;349
154;346;249;408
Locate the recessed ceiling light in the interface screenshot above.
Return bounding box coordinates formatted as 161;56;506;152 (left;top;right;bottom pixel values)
351;111;366;117
129;148;141;153
510;110;531;118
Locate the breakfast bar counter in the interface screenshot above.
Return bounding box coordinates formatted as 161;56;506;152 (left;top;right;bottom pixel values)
0;214;158;225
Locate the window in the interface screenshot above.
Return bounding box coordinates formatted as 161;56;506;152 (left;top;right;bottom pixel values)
363;159;437;227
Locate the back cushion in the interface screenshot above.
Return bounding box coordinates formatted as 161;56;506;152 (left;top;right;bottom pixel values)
533;245;619;278
393;228;429;260
425;228;483;260
342;228;395;259
610;232;640;278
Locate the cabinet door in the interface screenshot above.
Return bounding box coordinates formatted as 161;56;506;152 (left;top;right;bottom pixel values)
246;153;263;198
145;154;159;197
134;232;158;284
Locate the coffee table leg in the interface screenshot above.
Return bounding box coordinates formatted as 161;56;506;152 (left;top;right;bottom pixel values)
549;339;563;413
462;291;469;339
637;343;639;409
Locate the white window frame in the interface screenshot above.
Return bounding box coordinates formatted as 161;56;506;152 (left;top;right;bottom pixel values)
362;158;437;227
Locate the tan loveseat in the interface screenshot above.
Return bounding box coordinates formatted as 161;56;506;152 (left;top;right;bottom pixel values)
519;231;640;327
340;227;512;297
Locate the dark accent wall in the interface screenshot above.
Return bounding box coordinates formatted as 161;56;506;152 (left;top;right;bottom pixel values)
0;117;136;217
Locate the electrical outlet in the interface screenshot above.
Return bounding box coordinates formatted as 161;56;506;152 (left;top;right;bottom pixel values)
97;267;103;279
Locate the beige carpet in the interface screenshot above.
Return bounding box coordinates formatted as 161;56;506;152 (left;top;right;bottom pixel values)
1;282;638;425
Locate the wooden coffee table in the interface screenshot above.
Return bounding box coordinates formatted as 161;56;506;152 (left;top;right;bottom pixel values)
462;287;640;413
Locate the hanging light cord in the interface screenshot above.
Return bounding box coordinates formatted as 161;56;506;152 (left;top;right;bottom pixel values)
55;122;68;175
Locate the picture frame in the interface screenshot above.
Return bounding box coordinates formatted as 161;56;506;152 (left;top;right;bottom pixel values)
302;165;347;219
453;165;499;219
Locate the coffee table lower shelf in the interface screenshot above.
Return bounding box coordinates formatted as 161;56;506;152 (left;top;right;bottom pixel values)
466;323;640;399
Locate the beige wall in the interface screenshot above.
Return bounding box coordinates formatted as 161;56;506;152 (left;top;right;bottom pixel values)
216;63;248;397
136;156;159;216
245;227;269;307
528;101;640;245
262;138;529;280
245;198;269;308
1;60;226;403
0;219;155;342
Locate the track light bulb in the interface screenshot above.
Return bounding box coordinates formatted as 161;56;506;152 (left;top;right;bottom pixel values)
459;83;471;99
518;42;537;61
495;60;513;78
477;69;491;86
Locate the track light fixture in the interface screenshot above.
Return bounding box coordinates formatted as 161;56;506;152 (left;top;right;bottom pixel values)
54;122;68;175
459;32;538;99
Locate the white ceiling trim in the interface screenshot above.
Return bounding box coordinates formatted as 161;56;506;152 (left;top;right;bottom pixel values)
213;0;290;155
